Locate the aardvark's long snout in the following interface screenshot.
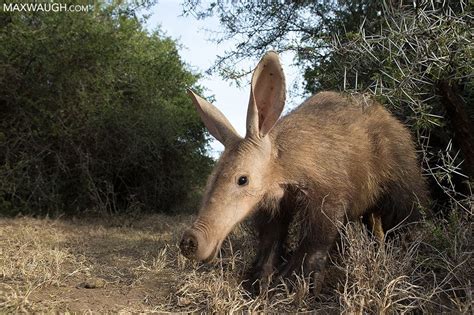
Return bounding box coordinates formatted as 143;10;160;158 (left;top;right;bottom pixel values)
179;229;199;259
179;228;218;262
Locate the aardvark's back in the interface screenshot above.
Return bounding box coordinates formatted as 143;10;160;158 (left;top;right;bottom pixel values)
271;91;427;230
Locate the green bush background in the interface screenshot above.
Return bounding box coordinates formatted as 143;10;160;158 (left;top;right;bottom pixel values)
0;4;213;216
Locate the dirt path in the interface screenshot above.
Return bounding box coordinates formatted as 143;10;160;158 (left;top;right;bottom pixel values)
0;215;191;312
1;214;471;313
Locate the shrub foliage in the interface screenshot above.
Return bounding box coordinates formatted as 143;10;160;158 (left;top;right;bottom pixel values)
309;3;473;213
0;4;212;215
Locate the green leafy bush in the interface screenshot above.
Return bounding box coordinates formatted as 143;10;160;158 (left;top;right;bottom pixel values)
0;4;212;215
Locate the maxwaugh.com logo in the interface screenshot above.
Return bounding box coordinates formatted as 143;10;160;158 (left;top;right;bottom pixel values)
2;0;94;13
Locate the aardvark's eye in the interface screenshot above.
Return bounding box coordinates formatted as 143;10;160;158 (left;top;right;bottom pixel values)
237;176;248;186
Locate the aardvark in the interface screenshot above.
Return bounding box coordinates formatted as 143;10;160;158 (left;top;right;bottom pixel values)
179;51;427;294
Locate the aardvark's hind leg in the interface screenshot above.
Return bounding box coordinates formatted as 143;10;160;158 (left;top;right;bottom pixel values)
369;212;385;242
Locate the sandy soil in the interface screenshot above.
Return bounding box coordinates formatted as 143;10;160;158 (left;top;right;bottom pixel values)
0;213;471;313
0;215;191;312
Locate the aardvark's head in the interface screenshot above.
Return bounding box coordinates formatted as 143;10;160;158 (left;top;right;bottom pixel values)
179;51;286;261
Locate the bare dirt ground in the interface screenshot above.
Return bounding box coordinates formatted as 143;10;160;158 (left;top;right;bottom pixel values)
0;213;472;313
0;215;190;312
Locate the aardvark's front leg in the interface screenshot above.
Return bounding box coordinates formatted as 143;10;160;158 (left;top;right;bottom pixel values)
279;201;345;295
243;209;292;295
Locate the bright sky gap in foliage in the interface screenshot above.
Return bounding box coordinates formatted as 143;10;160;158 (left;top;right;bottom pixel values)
146;0;305;158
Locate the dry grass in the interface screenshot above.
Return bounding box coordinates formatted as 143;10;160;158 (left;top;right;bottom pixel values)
0;213;472;313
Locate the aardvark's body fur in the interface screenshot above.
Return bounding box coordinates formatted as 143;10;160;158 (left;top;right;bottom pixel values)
180;51;428;295
269;91;427;230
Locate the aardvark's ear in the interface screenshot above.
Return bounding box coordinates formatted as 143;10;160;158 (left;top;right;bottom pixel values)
187;89;240;146
246;51;286;139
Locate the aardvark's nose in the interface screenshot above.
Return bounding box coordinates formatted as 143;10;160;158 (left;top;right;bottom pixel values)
179;230;199;259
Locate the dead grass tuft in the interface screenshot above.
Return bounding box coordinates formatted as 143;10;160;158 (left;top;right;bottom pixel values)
337;222;425;313
0;213;471;313
0;218;86;312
